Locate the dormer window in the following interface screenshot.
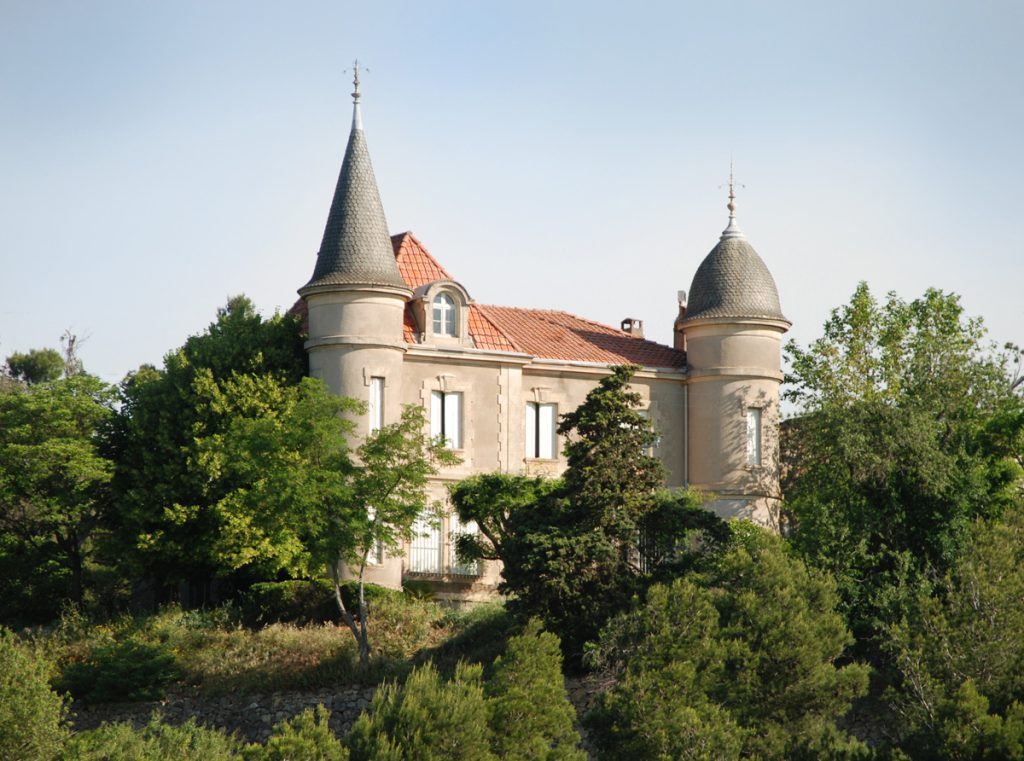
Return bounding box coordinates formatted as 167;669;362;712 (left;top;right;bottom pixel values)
432;293;457;336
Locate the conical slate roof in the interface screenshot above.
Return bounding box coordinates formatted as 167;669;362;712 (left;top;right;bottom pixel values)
301;98;406;292
683;200;787;324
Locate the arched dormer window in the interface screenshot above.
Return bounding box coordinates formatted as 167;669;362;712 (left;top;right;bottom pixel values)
432;293;457;337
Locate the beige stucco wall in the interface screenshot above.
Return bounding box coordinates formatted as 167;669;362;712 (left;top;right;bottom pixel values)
306;290;786;594
683;319;786;528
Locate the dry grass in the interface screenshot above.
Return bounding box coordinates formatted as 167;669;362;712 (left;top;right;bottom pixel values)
39;596;469;700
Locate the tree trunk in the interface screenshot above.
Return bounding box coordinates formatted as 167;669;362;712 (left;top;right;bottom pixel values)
329;561;369;668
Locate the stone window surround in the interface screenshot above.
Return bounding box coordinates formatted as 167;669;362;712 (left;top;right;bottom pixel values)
410;280;473;348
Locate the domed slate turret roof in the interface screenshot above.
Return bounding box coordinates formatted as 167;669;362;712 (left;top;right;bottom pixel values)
683;189;787;324
301;70;407;293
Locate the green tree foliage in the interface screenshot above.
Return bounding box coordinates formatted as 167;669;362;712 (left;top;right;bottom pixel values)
247;705;349;761
485;619;584;761
887;503;1024;758
784;283;1023;643
586;526;871;760
108;295;306;585
62;715;245;760
194;387;455;667
0;374;115;617
451;366;722;662
0;628;69;761
5;348;65;384
347;662;496;761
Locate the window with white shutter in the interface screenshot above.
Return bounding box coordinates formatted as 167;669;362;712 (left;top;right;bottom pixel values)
746;407;762;467
368;377;384;434
431;390;462;449
525;402;557;459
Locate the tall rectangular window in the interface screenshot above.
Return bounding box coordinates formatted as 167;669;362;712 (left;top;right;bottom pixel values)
449;513;480;576
368;377;385;434
525;402;557;459
430;391;462;449
409;514;441;573
746;407;762;466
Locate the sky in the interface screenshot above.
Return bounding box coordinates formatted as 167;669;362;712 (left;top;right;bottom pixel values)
2;1;1022;387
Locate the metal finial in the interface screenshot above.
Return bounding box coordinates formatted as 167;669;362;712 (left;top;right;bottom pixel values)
727;161;737;218
720;160;746;240
345;59;368;131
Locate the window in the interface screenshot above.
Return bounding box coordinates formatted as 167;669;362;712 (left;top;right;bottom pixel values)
368;377;384;434
432;293;457;336
449;513;480;576
409;514;442;573
746;407;762;466
525;402;557;459
430;391;462;448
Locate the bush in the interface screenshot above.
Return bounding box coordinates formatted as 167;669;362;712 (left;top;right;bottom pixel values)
241;580;404;627
347;662;495;761
55;637;180;703
62;715;244;760
246;705;348;761
0;627;69;761
586;526;871;760
486;619;584;761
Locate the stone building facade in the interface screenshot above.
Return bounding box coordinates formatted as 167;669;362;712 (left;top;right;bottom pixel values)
296;85;789;601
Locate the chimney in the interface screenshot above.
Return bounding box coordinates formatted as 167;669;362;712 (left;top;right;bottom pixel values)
673;290;688;351
621;318;644;338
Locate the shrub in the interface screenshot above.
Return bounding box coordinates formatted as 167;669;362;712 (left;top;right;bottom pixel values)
241;580;403;627
55;637;180;703
347;662;495;761
62;715;244;760
0;627;69;761
586;526;870;760
486;619;584;761
246;705;348;761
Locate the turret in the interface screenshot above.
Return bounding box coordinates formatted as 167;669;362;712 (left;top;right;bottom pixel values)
681;178;790;527
298;67;411;585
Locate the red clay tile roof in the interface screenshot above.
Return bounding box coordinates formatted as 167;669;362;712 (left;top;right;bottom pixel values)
298;231;686;369
468;305;519;352
393;232;452;289
475;305;686;369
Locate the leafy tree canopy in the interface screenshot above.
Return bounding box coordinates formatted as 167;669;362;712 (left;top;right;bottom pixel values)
783;283;1023;644
4;347;64;384
887;501;1024;759
108;295;306;584
0;374;115;617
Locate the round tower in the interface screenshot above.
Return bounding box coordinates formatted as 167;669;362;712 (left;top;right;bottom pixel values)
298;70;411;585
299;68;410;434
681;182;790;527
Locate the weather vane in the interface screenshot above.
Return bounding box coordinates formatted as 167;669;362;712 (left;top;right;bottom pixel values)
345;59;369;103
719;159;746;219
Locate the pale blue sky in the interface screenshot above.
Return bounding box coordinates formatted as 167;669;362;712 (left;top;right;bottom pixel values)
2;1;1021;386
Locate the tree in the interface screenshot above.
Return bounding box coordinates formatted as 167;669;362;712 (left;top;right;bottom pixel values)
4;348;64;384
783;283;1023;644
450;365;722;663
486;619;584;761
0;628;69;761
0;374;115;613
886;501;1024;758
188;375;455;667
108;295;306;589
586;526;871;761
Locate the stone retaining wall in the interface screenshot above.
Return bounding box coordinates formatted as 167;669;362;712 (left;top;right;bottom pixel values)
70;677;608;748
